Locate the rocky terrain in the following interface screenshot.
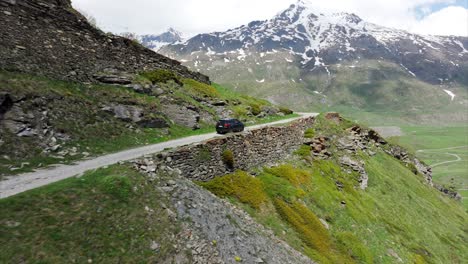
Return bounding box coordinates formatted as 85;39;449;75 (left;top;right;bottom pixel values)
0;0;466;263
0;0;208;84
0;0;290;175
159;0;468;122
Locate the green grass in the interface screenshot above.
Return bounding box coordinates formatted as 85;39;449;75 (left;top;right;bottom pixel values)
0;164;183;263
199;116;467;263
201;154;467;264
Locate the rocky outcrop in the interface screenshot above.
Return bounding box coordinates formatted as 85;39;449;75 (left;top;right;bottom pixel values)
137;166;315;263
101;104;169;128
0;0;209;84
134;117;315;181
339;156;369;190
385;146;433;186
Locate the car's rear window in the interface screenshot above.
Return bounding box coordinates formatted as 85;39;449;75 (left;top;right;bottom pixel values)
219;119;234;124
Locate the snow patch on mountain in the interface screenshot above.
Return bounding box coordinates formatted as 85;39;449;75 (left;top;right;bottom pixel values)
443;89;456;101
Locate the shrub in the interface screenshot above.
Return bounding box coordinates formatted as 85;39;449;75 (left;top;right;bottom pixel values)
183;79;219;98
279;106;293;115
199;170;267;209
99;175;132;201
196;146;212;161
294;145;312;159
265;164;311;187
304;128;315;138
250;103;262;116
233;106;248;118
222;149;235;169
140;69;181;85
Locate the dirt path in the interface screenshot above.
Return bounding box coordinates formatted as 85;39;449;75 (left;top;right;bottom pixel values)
0;113;318;198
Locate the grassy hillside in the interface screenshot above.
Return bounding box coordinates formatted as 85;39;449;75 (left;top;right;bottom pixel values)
0;70;293;176
1;114;466;263
199;116;468;263
0;165;187;263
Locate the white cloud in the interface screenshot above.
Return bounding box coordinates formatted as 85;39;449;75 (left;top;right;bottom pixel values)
411;6;468;36
71;0;468;37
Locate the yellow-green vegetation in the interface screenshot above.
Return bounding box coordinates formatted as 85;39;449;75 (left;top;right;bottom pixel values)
201;150;467;263
294;145;312;159
304;128;316;138
183;78;220;98
140;68;181;84
198;170;267;209
265;165;311;187
273;199;343;264
0;165;184;263
222;149;235;168
279;106;294;115
250;103;262;116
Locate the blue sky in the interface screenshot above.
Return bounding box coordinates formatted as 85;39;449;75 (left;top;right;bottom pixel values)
415;0;467;18
72;0;468;36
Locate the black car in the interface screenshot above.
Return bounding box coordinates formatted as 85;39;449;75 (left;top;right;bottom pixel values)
216;119;244;134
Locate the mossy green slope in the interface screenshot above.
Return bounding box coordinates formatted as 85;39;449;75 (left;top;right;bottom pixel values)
0;165;181;263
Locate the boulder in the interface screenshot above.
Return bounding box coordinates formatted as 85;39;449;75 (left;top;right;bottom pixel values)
94;74;132;85
163;104;200;130
262;106;279;115
110;105;143;122
137;118;169;128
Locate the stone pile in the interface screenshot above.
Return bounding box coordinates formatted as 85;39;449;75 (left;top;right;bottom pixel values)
304;136;331;159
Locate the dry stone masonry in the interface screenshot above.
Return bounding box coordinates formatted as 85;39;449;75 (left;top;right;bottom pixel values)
135;117;316;181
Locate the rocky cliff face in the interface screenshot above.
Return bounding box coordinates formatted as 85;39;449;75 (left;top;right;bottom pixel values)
0;0;209;84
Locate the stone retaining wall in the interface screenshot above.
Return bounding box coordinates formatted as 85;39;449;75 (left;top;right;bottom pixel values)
137;117;315;181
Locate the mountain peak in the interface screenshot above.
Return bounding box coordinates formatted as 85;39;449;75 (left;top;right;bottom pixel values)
140;28;183;51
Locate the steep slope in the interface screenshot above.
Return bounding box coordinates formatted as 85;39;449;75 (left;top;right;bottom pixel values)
139;28;184;51
0;0;291;176
160;0;468;124
197;114;467;263
0;0;207;84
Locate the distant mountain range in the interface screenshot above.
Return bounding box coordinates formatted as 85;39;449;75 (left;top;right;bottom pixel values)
139;28;183;51
151;0;468;124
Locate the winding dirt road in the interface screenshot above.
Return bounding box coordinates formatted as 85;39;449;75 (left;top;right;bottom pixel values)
0;113;318;199
416;145;467;168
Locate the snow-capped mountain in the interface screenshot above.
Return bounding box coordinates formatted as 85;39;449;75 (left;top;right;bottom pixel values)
159;0;468;117
139;28;183;51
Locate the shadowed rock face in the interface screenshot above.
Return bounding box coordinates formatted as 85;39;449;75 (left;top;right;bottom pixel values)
0;0;210;84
